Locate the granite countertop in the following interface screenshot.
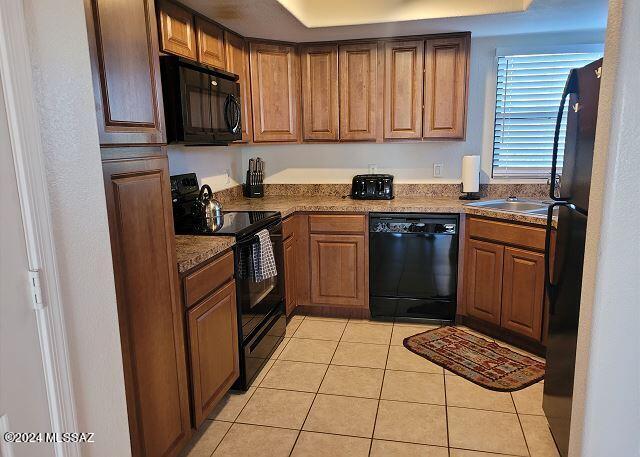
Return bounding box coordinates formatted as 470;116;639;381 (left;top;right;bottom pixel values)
222;195;551;226
175;195;552;273
175;235;235;274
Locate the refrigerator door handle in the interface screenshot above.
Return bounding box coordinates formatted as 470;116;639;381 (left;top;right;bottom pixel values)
550;71;578;201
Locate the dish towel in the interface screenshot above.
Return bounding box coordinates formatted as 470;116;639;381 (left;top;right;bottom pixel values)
251;229;277;282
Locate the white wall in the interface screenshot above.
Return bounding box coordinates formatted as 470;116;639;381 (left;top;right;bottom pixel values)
24;0;131;455
242;29;605;185
167;144;244;190
569;0;640;455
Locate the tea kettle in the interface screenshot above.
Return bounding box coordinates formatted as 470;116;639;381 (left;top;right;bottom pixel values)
192;184;224;232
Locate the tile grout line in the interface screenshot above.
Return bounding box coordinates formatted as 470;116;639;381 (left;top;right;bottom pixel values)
511;390;533;457
444;367;451;456
367;321;393;456
209;316;307;455
286;317;348;457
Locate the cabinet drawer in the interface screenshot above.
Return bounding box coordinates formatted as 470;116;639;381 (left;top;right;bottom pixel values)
282;215;296;240
184;250;234;307
309;214;366;233
467;217;546;251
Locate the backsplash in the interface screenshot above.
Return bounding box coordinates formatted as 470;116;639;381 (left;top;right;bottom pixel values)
259;183;549;199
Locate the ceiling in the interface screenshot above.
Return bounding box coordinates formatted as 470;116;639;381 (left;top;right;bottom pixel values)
181;0;608;42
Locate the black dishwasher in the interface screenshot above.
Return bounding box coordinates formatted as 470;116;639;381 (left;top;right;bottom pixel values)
369;213;459;322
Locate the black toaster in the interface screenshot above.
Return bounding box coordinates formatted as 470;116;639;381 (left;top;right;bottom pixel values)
351;174;394;200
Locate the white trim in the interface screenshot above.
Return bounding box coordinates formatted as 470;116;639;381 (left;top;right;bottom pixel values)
0;415;16;457
0;2;80;457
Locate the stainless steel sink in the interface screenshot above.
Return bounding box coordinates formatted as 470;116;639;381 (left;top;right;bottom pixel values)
465;198;552;215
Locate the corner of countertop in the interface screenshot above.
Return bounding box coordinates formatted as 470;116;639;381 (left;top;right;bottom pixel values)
175;235;235;274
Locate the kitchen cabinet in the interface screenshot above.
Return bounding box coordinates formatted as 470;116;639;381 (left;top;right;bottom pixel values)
464;239;504;325
462;216;549;344
102;151;191;457
308;215;368;308
339;42;380;141
383;40;424;140
284;234;298;315
187;279;239;427
501;247;545;340
301;44;339;141
423;35;470;139
310;234;367;307
195;17;226;69
249;42;301;142
157;0;197;60
224;31;252;142
84;0;166;145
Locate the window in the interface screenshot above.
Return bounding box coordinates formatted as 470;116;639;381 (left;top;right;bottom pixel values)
492;50;603;178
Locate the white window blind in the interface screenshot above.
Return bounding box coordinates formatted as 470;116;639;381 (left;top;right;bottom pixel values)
492;51;603;178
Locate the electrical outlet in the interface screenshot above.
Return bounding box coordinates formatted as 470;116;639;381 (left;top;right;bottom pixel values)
225;169;231;184
368;163;378;174
433;162;443;178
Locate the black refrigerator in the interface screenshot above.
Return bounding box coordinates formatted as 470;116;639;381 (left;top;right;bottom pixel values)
543;58;603;457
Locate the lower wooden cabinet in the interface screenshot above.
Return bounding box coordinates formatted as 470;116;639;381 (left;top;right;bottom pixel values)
310;233;366;307
501;247;545;340
462;216;548;344
187;279;239;427
464;239;504;325
102;151;191;457
284;234;298;315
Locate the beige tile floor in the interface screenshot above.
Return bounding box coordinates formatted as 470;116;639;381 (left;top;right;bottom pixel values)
184;315;559;457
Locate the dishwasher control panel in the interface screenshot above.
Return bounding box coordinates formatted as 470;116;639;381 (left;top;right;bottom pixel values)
370;214;458;235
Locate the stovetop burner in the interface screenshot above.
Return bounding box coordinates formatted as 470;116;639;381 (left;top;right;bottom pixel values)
176;210;280;239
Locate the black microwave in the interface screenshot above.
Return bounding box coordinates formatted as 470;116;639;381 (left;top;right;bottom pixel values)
160;56;242;145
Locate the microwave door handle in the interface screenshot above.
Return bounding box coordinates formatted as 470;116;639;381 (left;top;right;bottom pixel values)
224;94;241;134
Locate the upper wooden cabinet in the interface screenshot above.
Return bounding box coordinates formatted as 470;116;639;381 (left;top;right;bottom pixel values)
383;40;424;140
249;42;301;142
102;151;191;457
301;44;339;141
225;32;252;142
423;35;470;139
339;43;379;141
157;0;197;60
84;0;166;145
195;17;226;69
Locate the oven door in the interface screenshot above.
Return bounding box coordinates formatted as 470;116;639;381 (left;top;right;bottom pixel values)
234;221;284;341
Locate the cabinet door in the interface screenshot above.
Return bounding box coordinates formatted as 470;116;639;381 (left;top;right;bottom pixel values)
249;42;300;142
464;239;504;325
284;235;298;315
301;44;339;141
84;0;166;145
310;234;366;307
196;17;226;69
423;35;469;139
225;31;252;142
339;43;379;141
157;0;197;60
501;247;545;340
383;40;424;139
187;280;239;427
102;152;190;457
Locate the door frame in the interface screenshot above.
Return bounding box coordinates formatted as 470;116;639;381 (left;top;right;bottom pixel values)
0;2;80;456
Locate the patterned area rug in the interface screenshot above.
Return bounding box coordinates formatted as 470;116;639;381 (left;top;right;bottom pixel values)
404;326;545;392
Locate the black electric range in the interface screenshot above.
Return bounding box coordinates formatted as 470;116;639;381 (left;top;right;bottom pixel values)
170;173;286;390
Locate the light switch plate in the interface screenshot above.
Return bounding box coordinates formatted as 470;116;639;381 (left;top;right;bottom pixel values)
433;162;443;178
